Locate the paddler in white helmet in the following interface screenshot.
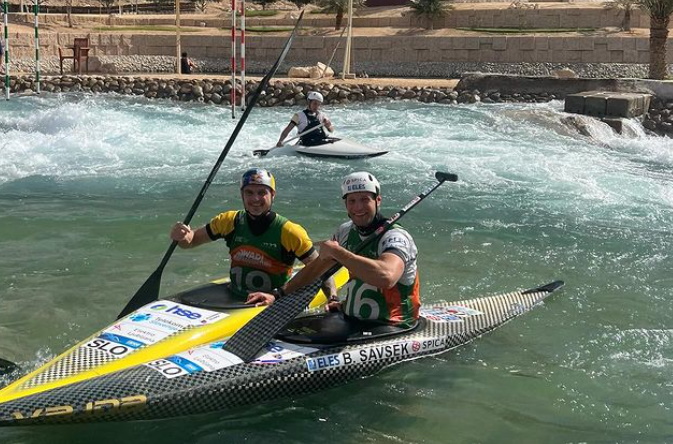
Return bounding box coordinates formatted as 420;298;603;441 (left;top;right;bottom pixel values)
248;172;421;332
276;91;334;147
170;168;336;305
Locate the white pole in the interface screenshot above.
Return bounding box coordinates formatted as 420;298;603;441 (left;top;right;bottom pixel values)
341;0;353;79
3;0;9;100
33;0;40;94
176;0;181;74
230;0;236;119
240;0;245;111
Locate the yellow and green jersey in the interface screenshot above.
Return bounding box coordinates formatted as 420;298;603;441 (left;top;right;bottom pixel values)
207;211;315;299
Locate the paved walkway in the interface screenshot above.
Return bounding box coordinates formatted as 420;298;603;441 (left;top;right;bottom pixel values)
144;73;460;88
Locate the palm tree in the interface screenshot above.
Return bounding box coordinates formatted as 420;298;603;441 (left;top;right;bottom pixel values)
252;0;275;10
65;0;73;28
317;0;363;30
191;0;209;13
100;0;115;14
409;0;452;30
290;0;313;9
603;0;638;31
639;0;673;79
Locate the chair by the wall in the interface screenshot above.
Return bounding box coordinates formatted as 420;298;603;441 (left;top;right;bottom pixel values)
73;38;90;74
58;47;75;75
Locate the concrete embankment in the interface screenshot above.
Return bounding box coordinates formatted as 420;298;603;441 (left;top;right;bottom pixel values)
456;74;673;135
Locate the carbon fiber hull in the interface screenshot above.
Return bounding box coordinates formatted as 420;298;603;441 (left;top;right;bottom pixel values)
0;281;563;426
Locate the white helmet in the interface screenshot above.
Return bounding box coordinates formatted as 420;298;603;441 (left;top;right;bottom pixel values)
307;91;324;103
341;172;380;198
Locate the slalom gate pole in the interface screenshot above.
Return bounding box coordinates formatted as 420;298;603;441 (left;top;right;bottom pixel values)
3;0;9;100
240;0;245;111
230;0;236;118
33;0;39;93
176;0;181;74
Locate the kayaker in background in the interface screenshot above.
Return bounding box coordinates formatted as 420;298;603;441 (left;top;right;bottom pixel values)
170;168;336;304
276;91;334;147
248;171;420;332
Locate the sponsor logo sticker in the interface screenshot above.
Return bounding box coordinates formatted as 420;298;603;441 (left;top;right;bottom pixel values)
420;305;483;322
130;313;151;322
305;337;451;372
81;302;227;360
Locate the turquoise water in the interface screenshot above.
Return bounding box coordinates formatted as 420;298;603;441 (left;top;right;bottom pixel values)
0;94;672;443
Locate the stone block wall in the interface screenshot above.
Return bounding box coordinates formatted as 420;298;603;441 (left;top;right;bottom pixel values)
5;32;670;67
25;7;666;30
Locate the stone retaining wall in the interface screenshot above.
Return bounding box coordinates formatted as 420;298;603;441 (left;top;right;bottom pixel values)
2;74;670;137
24;7;665;30
6;32;671;75
0;74;562;107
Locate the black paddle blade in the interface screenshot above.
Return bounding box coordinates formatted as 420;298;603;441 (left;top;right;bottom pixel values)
0;358;20;377
522;280;565;295
252;149;270;157
435;171;458;183
223;280;322;362
222;170;458;362
117;268;162;319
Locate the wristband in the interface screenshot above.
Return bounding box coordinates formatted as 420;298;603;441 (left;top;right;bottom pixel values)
271;287;286;299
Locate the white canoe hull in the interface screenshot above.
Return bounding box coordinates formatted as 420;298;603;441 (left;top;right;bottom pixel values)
266;138;388;159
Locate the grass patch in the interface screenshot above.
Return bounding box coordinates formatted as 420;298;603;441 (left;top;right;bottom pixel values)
245;9;279;17
248;26;295;32
93;26;202;32
458;27;596;34
221;26;295;32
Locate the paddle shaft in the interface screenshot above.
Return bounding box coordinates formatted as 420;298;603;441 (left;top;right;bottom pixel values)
285;171;458;295
116;11;306;320
222;171;458;362
283;122;327;145
317;172;457;283
253;122;327;157
321;26;347;78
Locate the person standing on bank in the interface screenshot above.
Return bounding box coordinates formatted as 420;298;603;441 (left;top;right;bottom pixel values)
276;91;334;147
181;52;197;74
170;168;336;304
248;172;420;330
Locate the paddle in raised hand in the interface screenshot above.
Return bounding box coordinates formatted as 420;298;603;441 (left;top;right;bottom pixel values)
222;171;459;362
253;122;327;157
116;11;306;320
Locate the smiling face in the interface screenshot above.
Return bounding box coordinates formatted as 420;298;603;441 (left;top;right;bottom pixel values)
241;184;274;217
344;192;381;228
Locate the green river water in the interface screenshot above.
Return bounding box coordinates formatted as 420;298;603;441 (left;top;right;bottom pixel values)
0;94;671;443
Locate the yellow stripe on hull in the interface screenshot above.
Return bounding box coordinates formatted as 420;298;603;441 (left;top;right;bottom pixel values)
0;267;349;404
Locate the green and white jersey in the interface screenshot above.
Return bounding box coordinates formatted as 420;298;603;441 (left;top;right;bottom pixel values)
332;221;420;327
